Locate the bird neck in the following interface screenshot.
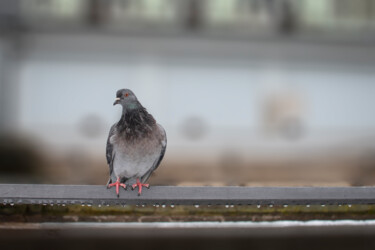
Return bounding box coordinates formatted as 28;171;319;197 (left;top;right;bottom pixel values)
117;106;156;140
123;102;139;111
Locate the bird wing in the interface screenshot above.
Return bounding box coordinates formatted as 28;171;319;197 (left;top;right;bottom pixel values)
106;123;117;178
141;124;167;183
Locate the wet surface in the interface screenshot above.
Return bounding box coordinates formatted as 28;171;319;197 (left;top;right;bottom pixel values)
1;204;375;249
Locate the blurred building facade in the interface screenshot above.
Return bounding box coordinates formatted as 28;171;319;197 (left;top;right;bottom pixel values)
1;0;375;186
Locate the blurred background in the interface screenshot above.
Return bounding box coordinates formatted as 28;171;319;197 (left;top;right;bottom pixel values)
0;0;375;186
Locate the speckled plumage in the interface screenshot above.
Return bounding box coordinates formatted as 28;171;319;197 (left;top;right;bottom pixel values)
106;89;166;187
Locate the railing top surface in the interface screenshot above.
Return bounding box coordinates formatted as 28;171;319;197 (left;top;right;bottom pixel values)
1;184;375;205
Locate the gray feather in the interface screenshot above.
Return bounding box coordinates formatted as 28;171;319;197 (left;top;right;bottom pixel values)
141;124;167;183
105;124;116;184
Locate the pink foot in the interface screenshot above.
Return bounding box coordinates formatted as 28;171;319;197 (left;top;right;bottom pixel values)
131;178;150;196
108;177;127;197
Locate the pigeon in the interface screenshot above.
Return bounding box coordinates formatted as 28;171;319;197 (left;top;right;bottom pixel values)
106;89;167;196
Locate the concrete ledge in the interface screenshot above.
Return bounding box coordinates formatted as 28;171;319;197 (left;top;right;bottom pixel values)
1;184;375;205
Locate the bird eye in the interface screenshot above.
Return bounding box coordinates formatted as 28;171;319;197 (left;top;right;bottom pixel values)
124;93;129;97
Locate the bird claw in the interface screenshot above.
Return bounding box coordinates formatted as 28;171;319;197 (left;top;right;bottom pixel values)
132;178;150;196
107;177;127;197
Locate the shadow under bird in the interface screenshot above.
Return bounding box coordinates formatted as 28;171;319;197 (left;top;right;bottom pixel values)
106;89;167;196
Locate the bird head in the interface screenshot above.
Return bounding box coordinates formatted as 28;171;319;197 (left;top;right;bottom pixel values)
113;89;139;110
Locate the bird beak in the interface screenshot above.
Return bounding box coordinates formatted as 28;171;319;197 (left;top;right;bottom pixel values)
113;97;121;106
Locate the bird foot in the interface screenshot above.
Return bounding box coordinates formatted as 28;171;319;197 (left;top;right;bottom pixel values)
131;178;150;196
107;177;127;197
